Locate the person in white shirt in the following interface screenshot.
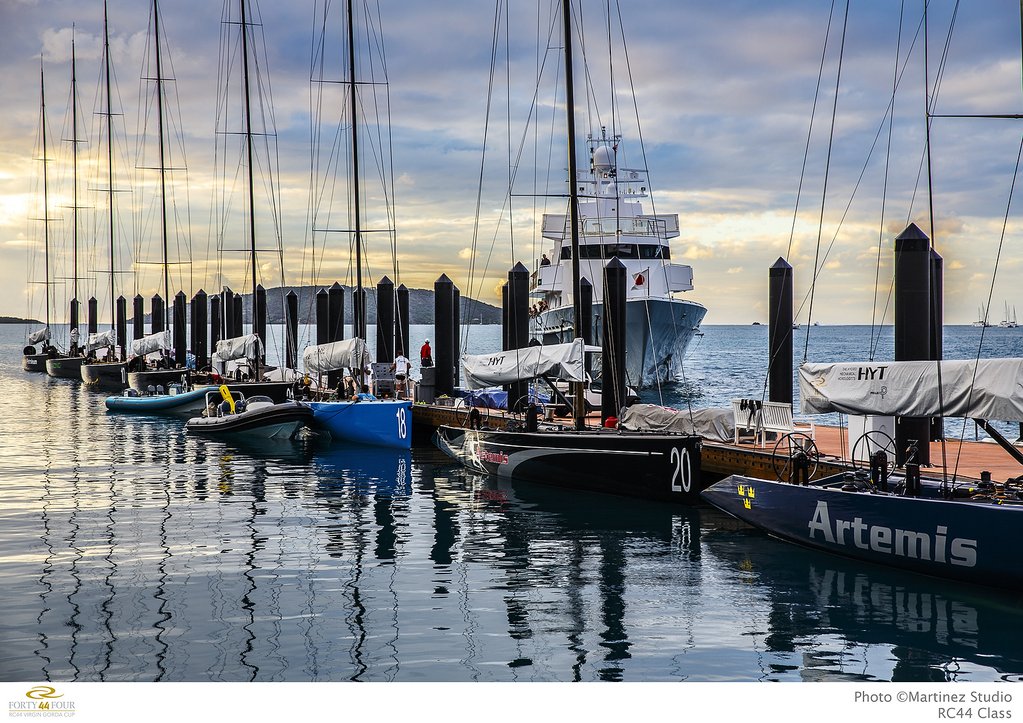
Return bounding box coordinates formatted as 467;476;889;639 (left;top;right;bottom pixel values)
391;350;410;399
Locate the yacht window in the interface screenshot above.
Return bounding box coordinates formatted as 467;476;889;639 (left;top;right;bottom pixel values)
639;244;670;260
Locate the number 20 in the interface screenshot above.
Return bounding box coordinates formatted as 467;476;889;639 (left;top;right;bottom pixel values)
670;446;691;493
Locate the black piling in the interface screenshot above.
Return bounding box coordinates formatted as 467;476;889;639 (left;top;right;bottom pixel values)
133;294;144;339
173;290;187;367
327;282;344;389
434;274;455;396
69;298;79;333
254;284;267;363
396;284;410;368
315;288;329;345
580;276;593;378
232;295;243;339
579;277;593;344
210;294;221;353
115;296;126;357
768;257;793;405
151;294;164;333
353;287;367;342
286;290;298;370
894;223;932;466
328;282;344;342
222;287;234;338
192;289;208;371
376;276;395;363
507;263;530;412
601;258;628;424
87;297;98;334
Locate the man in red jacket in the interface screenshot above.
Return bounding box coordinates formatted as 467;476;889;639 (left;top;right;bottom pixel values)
420;338;433;368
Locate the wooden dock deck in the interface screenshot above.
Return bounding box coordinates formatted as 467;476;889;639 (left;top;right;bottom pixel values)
411;402;1023;484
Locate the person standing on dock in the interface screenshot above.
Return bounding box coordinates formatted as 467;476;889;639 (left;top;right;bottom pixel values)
420;338;433;368
392;350;410;399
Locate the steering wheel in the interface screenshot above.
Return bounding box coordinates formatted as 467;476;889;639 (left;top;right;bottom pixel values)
771;432;820;483
510;394;547;421
851;430;898;480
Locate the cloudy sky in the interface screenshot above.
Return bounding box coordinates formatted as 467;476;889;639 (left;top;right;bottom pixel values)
0;0;1020;327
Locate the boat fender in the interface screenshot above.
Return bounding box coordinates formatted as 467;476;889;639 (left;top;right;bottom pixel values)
219;384;236;414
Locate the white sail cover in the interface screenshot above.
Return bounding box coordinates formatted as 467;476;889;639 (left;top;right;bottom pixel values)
799;358;1023;422
212;333;264;364
86;329;116;352
302;337;368;375
28;327;50;344
130;330;172;357
463;338;589;390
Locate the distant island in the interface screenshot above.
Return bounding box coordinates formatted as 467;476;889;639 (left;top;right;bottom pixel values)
0;316;41;325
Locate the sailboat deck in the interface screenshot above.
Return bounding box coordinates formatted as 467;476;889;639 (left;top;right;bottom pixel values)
712;423;1023;485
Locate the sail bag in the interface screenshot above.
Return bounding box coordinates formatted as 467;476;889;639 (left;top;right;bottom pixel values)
799;358;1023;422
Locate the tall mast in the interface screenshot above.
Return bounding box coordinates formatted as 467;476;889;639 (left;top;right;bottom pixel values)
347;0;365;341
239;0;258;322
40;60;51;331
71;32;80;330
153;0;170;329
103;1;117;331
561;0;586;428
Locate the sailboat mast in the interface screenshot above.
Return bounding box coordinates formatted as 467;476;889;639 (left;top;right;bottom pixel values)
104;1;116;332
153;0;170;330
239;0;259;320
561;0;586;429
347;0;365;341
40;61;51;331
71;33;80;329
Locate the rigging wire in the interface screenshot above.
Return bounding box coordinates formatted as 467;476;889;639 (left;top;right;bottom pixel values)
802;0;850;364
870;1;905;362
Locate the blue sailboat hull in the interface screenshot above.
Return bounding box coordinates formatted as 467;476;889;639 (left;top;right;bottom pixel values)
701;474;1023;590
307;399;413;449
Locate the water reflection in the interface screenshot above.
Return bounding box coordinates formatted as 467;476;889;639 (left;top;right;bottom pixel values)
3;354;1023;682
701;522;1023;681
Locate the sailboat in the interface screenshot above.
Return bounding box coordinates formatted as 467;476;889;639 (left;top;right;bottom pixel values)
123;0;191;394
45;35;88;380
701;359;1023;591
999;302;1018;328
82;3;131;392
300;0;412;450
700;4;1023;591
434;0;704;502
199;0;300;406
23;61;55;373
972;304;991;328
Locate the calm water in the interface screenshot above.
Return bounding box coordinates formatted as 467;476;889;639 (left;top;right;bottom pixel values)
2;323;1023;682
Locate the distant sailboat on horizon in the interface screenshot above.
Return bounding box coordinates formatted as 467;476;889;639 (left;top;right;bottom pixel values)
1000;302;1018;328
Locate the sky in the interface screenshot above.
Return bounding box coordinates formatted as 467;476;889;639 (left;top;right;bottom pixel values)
0;0;1021;326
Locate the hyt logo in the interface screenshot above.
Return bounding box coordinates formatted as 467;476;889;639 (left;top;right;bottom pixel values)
857;366;887;381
